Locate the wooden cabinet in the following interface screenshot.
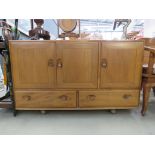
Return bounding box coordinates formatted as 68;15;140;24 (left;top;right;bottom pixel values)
100;41;143;89
56;42;98;88
9;40;144;111
10;41;56;89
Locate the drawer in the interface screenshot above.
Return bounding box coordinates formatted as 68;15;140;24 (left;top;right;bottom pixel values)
15;91;77;109
79;90;139;108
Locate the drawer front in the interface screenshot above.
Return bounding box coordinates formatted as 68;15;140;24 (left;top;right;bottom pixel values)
15;91;76;109
79;90;139;108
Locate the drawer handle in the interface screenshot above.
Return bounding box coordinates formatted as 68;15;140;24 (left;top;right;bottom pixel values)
101;58;107;68
48;59;55;67
59;95;68;101
23;95;31;101
123;94;132;99
88;95;96;101
57;59;63;68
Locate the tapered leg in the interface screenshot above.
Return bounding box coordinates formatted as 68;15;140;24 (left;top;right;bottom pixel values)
141;84;151;116
13;109;17;117
141;78;144;90
41;110;46;114
152;87;155;96
110;109;116;114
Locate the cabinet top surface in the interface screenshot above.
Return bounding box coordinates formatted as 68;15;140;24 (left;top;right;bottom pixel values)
9;40;144;43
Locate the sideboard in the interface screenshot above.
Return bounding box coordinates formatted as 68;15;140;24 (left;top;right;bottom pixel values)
9;40;144;113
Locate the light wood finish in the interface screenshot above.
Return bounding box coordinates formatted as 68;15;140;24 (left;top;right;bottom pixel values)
79;90;139;108
100;41;143;89
15;90;76;109
58;19;77;32
141;44;155;115
9;41;56;89
143;47;155;65
56;42;98;88
140;38;155;64
143;50;150;64
140;38;155;115
8;40;144;112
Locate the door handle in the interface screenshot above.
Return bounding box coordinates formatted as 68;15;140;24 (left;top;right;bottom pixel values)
87;95;96;101
101;58;107;68
23;95;31;101
48;59;55;67
57;59;63;68
123;94;132;99
59;95;68;101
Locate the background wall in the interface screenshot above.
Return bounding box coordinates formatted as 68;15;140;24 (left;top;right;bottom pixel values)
44;19;58;39
144;19;155;38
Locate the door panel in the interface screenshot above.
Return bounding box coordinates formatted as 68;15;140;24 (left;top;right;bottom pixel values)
56;42;98;88
10;41;56;88
100;41;143;88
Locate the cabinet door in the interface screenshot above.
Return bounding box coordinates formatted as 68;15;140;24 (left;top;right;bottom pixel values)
56;42;98;88
10;41;56;88
100;41;143;88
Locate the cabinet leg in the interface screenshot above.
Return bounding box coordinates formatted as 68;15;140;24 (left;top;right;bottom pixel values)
41;110;46;114
152;87;155;96
141;78;144;90
141;84;151;116
110;109;116;114
13;109;17;117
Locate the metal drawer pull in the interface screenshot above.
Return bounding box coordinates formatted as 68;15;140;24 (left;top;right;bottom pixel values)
101;58;107;68
57;59;63;68
59;95;68;101
23;95;31;101
88;95;96;101
123;94;132;99
48;59;55;67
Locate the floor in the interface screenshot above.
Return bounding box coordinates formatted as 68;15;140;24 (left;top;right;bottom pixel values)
0;90;155;135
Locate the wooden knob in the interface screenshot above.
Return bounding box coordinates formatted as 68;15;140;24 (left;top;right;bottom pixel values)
101;63;107;68
101;58;107;68
48;59;55;67
88;95;96;101
123;94;132;99
59;95;68;101
57;59;63;68
23;95;31;101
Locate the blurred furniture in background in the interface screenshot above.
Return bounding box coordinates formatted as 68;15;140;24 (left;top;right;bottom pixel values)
127;31;140;40
29;19;50;40
0;41;12;109
58;19;80;39
0;19;20;111
141;38;155;115
79;32;90;40
113;19;131;40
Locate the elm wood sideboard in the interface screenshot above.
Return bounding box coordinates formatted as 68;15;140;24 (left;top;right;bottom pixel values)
9;40;144;114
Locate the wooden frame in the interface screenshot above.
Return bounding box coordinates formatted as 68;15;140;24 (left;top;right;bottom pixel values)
58;19;80;39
